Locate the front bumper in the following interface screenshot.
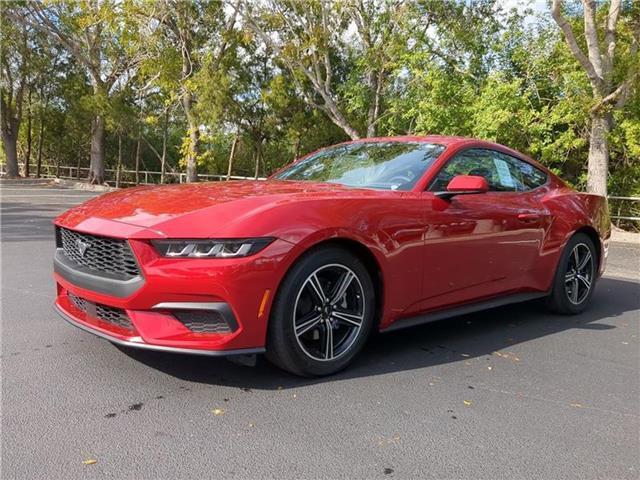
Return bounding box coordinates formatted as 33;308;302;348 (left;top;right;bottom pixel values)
54;301;264;356
54;232;296;354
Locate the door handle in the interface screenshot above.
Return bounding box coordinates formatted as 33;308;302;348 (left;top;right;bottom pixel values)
517;213;540;222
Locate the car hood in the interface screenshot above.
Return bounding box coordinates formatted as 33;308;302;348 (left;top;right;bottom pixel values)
55;180;387;238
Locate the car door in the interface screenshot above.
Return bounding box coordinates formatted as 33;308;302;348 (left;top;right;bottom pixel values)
418;148;550;311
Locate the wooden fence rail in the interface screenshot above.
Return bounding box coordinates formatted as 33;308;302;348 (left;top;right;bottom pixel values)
1;162;264;185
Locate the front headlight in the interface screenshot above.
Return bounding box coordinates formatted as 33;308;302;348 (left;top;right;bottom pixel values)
152;238;275;258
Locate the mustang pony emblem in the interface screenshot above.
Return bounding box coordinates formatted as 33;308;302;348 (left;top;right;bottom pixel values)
76;239;91;257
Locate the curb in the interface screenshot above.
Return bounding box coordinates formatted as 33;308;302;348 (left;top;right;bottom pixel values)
51;178;116;192
611;229;640;245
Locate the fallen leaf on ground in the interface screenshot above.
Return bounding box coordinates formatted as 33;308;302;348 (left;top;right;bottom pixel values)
463;400;472;406
82;459;97;465
376;434;402;446
570;403;584;408
492;351;520;362
211;408;225;416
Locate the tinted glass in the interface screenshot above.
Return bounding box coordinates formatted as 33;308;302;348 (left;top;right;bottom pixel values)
275;141;445;191
430;149;547;192
498;152;547;190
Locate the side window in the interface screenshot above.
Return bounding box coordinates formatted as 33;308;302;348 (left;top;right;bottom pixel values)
494;152;547;191
429;149;517;192
430;149;547;192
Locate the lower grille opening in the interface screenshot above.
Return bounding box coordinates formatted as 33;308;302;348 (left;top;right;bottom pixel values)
68;293;134;331
172;310;232;334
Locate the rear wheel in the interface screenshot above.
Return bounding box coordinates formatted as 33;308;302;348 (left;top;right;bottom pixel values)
266;246;375;377
546;233;597;315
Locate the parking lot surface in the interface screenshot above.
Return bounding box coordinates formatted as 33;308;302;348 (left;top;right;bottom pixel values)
1;182;639;479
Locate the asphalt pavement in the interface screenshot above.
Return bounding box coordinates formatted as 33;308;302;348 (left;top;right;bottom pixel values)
1;182;639;479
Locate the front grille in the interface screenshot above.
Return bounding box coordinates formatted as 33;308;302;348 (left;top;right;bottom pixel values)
172;310;232;334
59;228;140;279
68;293;134;330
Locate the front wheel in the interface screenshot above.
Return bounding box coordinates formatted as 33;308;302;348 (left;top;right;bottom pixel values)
546;232;598;315
266;246;375;377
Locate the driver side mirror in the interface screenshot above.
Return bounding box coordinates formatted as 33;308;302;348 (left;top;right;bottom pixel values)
434;175;489;200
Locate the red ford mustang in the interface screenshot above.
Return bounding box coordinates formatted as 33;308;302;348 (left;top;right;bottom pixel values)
54;136;610;376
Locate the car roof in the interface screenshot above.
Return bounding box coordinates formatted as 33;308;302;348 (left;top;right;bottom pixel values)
344;135;468;146
346;135;534;149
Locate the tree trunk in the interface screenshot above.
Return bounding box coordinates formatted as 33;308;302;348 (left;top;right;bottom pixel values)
259;139;267;177
35;98;46;178
24;88;32;177
1;131;20;177
322;96;361;140
35;114;44;178
586;113;610;196
88;114;105;184
366;70;384;138
181;93;199;183
226;134;238;180
186;123;198;182
55;144;61;177
253;147;260;180
160;109;168;184
293;136;301;162
116;133;122;188
135;133;141;185
0;80;22;178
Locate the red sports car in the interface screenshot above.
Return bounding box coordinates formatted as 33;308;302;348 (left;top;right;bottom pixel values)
54;136;610;376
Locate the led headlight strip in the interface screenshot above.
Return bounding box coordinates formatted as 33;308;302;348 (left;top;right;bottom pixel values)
152;238;275;258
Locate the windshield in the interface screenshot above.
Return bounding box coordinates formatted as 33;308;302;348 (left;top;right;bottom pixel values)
274;141;445;191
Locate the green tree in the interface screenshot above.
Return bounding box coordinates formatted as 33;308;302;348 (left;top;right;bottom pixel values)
8;0;143;183
143;0;237;182
0;3;29;177
552;0;639;196
242;0;409;140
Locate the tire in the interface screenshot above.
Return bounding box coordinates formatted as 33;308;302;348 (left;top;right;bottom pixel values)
266;246;376;377
546;232;598;315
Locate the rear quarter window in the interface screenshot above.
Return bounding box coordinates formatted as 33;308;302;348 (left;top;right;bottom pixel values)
495;152;547;191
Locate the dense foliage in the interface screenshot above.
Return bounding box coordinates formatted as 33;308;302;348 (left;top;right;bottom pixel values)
1;0;638;197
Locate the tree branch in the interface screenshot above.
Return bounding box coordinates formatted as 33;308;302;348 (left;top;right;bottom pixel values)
603;0;622;75
14;4;96;74
551;0;603;93
238;0;360;139
581;0;603;78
